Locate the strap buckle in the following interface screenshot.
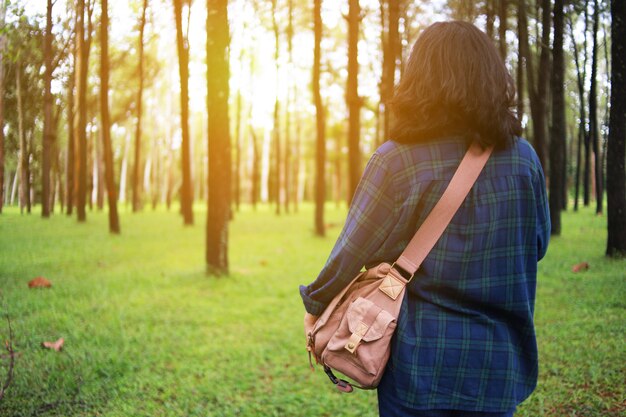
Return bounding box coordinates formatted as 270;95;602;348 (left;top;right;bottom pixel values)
390;262;414;282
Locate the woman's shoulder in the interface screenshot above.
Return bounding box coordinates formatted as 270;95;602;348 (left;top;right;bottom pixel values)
497;136;544;173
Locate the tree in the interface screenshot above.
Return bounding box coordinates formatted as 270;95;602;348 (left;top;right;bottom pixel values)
0;1;6;214
206;0;231;274
380;0;401;144
549;0;566;235
75;0;94;222
606;0;626;256
133;0;149;212
284;0;294;214
16;64;29;213
66;33;76;216
589;0;602;214
41;0;54;217
100;0;120;233
346;0;361;204
173;0;193;225
518;0;551;170
568;6;590;211
313;0;325;237
270;0;281;215
498;0;508;59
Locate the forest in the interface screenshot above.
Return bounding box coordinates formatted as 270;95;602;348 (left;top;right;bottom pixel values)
0;0;625;267
0;1;625;415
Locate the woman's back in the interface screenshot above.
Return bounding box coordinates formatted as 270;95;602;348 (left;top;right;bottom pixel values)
371;136;550;412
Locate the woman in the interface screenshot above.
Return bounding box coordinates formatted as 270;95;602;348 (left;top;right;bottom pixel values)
301;21;550;417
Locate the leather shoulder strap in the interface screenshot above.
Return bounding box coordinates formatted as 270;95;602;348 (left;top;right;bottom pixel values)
394;142;493;275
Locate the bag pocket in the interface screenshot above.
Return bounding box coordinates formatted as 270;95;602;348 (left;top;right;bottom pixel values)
324;297;397;377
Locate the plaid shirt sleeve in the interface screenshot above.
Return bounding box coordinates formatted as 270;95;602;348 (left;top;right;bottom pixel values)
533;159;550;261
299;152;397;315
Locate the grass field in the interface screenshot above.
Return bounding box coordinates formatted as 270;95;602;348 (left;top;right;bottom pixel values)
0;203;624;417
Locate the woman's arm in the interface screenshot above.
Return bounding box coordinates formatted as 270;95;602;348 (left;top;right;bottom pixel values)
299;152;398;316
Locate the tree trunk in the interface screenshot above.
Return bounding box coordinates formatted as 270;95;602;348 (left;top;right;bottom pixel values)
206;0;231;274
569;12;588;211
606;0;626;256
10;169;17;205
119;133;129;204
234;74;242;212
25;132;32;213
88;129;95;211
518;0;550;171
347;0;361;205
100;0;120;233
16;65;28;214
589;0;603;214
42;0;54;217
516;7;524;122
549;0;565;236
133;0;148;212
66;40;76;215
95;129;104;210
174;0;194;225
313;0;325;236
75;0;90;222
0;0;5;214
380;0;400;145
498;0;507;59
271;0;281;215
284;0;294;214
250;126;259;209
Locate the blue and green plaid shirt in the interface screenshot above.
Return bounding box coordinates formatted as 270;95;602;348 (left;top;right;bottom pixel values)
300;136;550;411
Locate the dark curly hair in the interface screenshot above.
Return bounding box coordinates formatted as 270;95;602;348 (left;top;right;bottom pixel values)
389;21;521;148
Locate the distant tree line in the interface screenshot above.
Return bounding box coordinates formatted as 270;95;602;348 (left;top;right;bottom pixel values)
0;0;624;271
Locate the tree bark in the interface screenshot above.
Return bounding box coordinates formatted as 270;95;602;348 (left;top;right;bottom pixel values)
42;0;54;217
250;126;259;209
100;0;120;233
75;0;93;222
0;0;5;214
589;0;603;214
518;0;550;171
569;12;588;211
380;0;400;145
284;0;294;214
206;0;231;274
313;0;325;236
271;0;281;215
347;0;361;205
549;0;566;235
95;128;104;210
516;6;524;122
133;0;148;212
66;43;76;215
16;65;29;214
174;0;194;225
606;0;626;256
498;0;508;59
234;71;242;212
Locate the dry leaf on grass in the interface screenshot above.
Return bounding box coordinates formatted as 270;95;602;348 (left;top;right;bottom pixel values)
28;277;52;288
571;262;590;273
42;338;64;352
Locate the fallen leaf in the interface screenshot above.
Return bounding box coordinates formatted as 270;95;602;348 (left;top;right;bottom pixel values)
571;262;589;273
42;338;64;352
28;277;52;288
259;260;268;267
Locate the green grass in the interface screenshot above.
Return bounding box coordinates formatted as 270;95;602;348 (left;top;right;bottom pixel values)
0;204;624;417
